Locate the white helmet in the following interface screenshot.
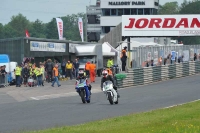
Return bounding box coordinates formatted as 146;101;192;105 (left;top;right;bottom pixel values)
102;70;108;78
78;70;84;77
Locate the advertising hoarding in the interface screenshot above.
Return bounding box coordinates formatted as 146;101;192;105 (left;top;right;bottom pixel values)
30;41;66;52
100;0;158;8
122;15;200;36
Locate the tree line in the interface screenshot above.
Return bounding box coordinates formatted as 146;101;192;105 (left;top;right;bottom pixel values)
0;0;200;44
0;13;86;41
158;0;200;44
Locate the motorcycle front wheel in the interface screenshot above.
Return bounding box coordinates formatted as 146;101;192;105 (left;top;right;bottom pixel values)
80;91;86;103
114;97;118;104
107;92;114;105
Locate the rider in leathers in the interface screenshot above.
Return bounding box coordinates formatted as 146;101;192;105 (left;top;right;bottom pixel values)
75;70;92;95
101;70;120;98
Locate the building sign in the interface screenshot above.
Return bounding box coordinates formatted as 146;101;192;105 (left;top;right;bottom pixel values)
122;15;200;36
108;1;145;5
30;41;66;52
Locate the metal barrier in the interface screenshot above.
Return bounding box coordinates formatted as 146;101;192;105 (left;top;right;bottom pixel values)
0;74;9;88
131;45;200;68
116;61;200;88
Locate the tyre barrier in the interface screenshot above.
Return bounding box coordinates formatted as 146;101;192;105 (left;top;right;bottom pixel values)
116;61;200;88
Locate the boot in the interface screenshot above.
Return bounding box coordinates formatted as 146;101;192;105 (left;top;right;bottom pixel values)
116;90;120;98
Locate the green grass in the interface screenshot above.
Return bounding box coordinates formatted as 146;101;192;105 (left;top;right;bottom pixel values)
25;100;200;133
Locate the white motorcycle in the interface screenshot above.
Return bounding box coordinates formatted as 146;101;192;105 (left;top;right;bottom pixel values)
102;81;118;105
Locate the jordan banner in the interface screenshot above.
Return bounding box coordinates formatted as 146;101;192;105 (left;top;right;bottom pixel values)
56;18;63;40
78;18;84;42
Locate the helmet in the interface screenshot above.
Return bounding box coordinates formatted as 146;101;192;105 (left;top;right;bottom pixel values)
78;70;84;77
102;70;108;78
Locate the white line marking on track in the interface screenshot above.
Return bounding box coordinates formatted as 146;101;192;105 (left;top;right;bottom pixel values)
162;99;200;109
30;89;102;100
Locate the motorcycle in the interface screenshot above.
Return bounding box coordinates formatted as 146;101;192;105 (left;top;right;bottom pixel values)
102;81;118;105
75;79;91;103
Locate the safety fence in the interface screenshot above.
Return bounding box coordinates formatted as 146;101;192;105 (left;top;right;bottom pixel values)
0;74;9;88
131;45;200;68
116;61;200;88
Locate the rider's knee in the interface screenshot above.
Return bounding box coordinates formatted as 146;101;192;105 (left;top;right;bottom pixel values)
113;86;117;90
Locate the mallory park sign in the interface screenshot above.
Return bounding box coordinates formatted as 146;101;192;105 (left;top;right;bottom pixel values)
108;1;145;5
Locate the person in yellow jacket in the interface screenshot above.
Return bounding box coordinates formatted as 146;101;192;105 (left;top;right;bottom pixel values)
15;64;21;87
40;63;45;86
65;61;73;80
29;67;33;76
107;57;114;68
34;66;42;87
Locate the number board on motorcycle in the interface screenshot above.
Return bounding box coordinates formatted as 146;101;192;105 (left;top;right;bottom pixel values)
104;86;109;90
78;83;84;87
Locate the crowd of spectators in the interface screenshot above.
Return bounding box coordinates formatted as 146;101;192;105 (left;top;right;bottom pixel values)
140;53;200;68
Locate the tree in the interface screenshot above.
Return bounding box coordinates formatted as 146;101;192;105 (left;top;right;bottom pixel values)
8;13;31;37
178;1;200;44
179;0;200;14
30;19;46;38
0;23;4;39
46;13;86;41
62;13;86;41
45;18;58;39
158;2;179;15
3;24;18;38
0;12;87;41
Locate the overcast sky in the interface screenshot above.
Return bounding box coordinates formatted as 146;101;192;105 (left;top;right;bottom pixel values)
0;0;183;25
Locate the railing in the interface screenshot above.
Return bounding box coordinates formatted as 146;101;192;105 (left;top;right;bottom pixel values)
131;45;200;68
116;61;200;88
0;74;10;88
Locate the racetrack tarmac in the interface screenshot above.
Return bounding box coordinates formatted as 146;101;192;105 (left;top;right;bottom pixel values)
0;75;200;133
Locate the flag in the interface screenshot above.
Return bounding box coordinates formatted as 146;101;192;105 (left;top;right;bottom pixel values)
78;18;84;42
25;30;30;37
56;18;63;40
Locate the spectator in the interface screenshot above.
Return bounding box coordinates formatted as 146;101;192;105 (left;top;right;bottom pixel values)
194;53;197;61
45;59;53;83
164;58;167;65
146;61;149;67
85;62;90;77
61;59;66;78
22;64;29;87
1;65;7;77
107;57;114;68
121;46;127;71
151;60;154;66
34;66;42;87
73;58;80;78
51;64;61;87
178;55;184;63
15;64;21;87
158;56;162;66
65;61;73;80
40;63;45;86
167;54;171;64
89;61;96;83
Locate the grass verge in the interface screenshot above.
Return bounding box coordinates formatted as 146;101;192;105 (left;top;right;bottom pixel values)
25;100;200;133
